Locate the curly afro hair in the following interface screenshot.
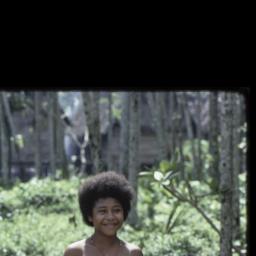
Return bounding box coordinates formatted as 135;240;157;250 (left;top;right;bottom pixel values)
78;171;134;226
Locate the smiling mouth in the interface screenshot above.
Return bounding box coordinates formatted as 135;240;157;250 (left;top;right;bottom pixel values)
104;223;118;228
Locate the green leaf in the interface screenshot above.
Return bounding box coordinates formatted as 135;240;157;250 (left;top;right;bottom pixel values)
139;171;153;178
160;160;171;172
154;171;164;181
163;170;179;181
169;161;177;170
189;181;201;188
239;173;246;183
112;108;121;120
15;134;24;149
162;179;170;186
238;141;246;149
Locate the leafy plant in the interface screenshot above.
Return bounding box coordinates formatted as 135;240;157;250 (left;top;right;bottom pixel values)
0;177;79;220
0;171;247;256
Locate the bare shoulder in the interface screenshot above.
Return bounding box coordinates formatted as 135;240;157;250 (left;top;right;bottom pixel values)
63;239;85;256
123;241;143;256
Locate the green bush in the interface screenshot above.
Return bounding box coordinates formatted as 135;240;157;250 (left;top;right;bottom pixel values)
0;171;247;256
0;177;79;220
0;211;90;256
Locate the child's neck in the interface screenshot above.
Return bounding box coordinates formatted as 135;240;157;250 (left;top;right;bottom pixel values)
89;232;121;255
91;232;119;247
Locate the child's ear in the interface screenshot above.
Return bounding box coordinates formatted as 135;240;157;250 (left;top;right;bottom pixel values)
88;216;93;223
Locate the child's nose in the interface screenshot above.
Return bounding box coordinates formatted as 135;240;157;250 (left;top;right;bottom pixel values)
106;211;114;219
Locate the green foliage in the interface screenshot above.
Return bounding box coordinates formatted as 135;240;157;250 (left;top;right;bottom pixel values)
0;177;79;220
0;177;88;256
0;212;90;256
138;159;246;255
182;139;212;179
0;170;247;256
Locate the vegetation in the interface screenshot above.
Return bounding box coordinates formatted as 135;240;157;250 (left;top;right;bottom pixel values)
0;162;246;256
0;90;248;255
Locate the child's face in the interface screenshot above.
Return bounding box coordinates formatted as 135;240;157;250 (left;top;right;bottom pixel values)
89;197;124;236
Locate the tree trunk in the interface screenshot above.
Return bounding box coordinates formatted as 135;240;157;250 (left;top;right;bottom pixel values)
147;92;167;162
183;92;193;140
164;93;172;160
176;92;185;180
209;91;220;191
82;92;91;173
48;92;56;178
169;92;177;160
231;93;242;241
240;95;247;175
219;92;233;256
128;92;140;226
82;92;101;174
34;92;42;178
107;92;113;170
1;92;26;181
156;92;169;160
195;92;203;180
92;92;101;171
119;92;130;176
183;92;197;180
0;93;9;185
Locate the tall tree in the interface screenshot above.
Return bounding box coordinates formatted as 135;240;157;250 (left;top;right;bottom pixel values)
156;92;169;160
239;95;247;177
0;93;9;185
169;92;177;160
164;93;172;160
195;91;203;180
91;91;101;172
83;91;101;173
128;92;140;226
183;92;197;180
147;92;168;162
209;91;220;190
107;92;114;170
1;92;25;181
175;92;185;180
48;92;56;178
231;93;242;241
34;91;42;178
119;92;130;176
219;92;233;256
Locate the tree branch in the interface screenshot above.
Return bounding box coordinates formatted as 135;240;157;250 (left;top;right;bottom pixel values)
162;181;245;255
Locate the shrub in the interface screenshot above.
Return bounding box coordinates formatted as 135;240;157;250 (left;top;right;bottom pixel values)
0;171;247;256
0;178;79;220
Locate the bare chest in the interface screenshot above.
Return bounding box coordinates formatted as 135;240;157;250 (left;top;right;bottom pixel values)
83;243;130;256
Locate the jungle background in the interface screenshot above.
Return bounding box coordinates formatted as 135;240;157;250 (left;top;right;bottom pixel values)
0;90;248;256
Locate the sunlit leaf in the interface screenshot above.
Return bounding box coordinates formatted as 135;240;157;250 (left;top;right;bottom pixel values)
189;181;200;188
154;171;164;181
238;141;246;149
239;173;246;182
162;179;170;186
139;171;153;177
15;134;24;149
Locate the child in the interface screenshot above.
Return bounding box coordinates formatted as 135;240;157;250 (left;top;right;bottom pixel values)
64;171;143;256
